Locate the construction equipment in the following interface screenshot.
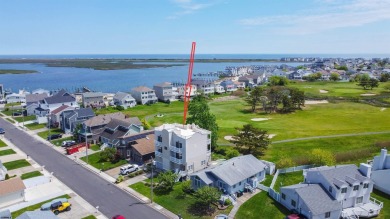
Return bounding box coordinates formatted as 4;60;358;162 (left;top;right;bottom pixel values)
183;42;196;125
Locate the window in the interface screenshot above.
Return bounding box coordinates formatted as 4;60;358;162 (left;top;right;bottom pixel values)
329;186;333;193
188;165;193;170
201;160;206;165
127;150;130;157
291;200;296;207
239;182;242;186
325;212;331;218
363;183;369;189
356;196;363;204
157;136;162;142
233;185;236;189
282;193;286;200
353;185;359;191
341;187;347;193
176;141;182;148
164;146;167;150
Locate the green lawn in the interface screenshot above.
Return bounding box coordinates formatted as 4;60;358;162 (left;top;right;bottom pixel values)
261;175;273;187
273;171;304;192
37;128;62;139
0;139;7;147
371;189;390;219
51;136;73;147
130;181;233;219
21;171;43;180
0;149;16;156
80;152;128;170
25;123;47;130
3;159;31;170
5;102;21;107
288;81;390;98
81;215;97;219
2;109;23;116
11;194;71;218
236;192;289;219
6;118;15;123
91;144;101;151
14;115;36;123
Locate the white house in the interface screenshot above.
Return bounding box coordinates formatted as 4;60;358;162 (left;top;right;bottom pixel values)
130;86;158;105
38;89;79;115
113;92;136;109
190;155;267;196
5;90;29;104
369;149;390;195
0;177;26;208
0;161;7;181
177;85;197;98
154;123;211;176
280;165;383;219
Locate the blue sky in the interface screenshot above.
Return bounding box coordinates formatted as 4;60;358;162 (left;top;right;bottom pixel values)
1;0;389;54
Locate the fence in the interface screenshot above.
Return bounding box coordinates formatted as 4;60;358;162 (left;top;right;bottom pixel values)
257;184;270;192
269;188;280;202
278;164;313;174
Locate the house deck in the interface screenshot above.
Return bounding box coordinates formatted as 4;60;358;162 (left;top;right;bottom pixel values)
341;200;382;218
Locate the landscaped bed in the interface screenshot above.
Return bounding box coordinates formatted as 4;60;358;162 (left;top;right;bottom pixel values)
130;181;233;219
0;149;16;156
21;171;43;180
0;139;7;147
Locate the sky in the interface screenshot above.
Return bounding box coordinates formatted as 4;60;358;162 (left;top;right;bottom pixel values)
1;0;390;55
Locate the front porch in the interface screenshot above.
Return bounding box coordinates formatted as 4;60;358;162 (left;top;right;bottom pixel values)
341;197;383;219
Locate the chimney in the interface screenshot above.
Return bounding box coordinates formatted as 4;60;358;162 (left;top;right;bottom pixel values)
359;163;371;178
378;148;388;170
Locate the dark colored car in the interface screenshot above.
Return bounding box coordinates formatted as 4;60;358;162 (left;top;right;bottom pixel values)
0;128;4;134
12;112;22;116
47;134;63;140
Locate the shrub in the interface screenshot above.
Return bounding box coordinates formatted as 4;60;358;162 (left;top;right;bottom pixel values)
276;156;296;169
5;173;9;180
310;149;336;166
115;175;124;184
224;198;232;206
128;173;136;178
145;182;151;187
226;149;240;159
182;180;193;194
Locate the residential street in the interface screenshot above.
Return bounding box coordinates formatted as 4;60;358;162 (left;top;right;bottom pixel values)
0;118;168;219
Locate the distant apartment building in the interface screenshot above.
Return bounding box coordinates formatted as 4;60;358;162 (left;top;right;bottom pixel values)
191;80;214;95
154;123;212;175
177;85;197;98
153;82;175;102
130;86;158;105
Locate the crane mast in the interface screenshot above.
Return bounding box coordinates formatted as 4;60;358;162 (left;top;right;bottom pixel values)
183;42;196;125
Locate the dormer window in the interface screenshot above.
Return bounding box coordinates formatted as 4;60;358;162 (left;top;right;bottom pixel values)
341;187;347;193
157;136;162;142
363;183;369;189
353;185;359;191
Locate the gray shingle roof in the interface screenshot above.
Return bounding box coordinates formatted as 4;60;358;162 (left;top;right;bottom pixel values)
26;93;48;103
113;92;134;101
154;82;172;88
63;108;95;119
207;154;266;186
193;171;217;185
83;112;126;127
132;86;153;92
82;92;104;98
45;89;75;104
293;184;341;215
16;210;59;219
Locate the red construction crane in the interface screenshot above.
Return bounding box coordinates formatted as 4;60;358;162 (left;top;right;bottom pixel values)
183;42;196;125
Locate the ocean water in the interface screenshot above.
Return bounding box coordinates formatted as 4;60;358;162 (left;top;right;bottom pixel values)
0;54;389;93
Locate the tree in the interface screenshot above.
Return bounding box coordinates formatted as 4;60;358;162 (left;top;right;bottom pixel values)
368;78;379;90
229;124;270;157
157;171;177;191
269;76;289;86
330;73;340;81
281;95;293;113
194;186;221;209
187;94;219;149
141;118;151;130
245;86;264;112
226;149;240;159
304;72;322;82
115;105;124;111
182;180;193;194
265;86;284;113
357;74;371;90
379;73;390;82
289;88;305;109
310;149;336;166
99;147;117;162
276;156;296;169
72;123;83;141
336;66;348;71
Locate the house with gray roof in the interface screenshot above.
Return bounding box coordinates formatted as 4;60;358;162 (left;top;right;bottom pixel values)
60;108;95;134
100;117;143;147
280;164;383;219
82;92;105;108
191;80;215;95
153;82;176;102
16;210;59;219
113;92;136;109
83;112;128;143
130;86;158;105
38;89;79;115
190;155;266;195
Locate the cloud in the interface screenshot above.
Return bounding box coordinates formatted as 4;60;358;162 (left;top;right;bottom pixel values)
168;0;217;19
238;0;390;34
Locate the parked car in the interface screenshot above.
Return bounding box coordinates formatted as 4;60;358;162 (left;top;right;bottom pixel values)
112;215;126;219
47;134;63;140
286;213;307;219
62;140;76;147
12;112;22;116
50;201;71;215
214;214;229;219
0;128;5;134
120;164;139;175
41;198;68;211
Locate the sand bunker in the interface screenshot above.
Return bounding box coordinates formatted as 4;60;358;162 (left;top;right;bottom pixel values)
305;100;329;105
224;136;234;141
381;108;387;112
251;118;270;121
268;134;276;139
360;93;376;96
319;89;329;93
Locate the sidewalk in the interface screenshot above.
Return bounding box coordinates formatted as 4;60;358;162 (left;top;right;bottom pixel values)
9;120;179;219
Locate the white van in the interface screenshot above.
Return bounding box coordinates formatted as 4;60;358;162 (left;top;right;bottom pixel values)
120;164;139;175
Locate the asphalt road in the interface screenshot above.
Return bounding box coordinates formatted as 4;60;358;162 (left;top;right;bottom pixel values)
0;119;168;219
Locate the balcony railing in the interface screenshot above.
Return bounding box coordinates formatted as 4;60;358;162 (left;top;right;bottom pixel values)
155;151;162;157
155;141;161;147
170;146;182;153
170;157;183;164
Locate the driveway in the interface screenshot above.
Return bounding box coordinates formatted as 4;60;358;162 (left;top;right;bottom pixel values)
0;118;168;219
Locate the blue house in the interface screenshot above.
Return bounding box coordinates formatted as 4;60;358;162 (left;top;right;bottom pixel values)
190;155;267;195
